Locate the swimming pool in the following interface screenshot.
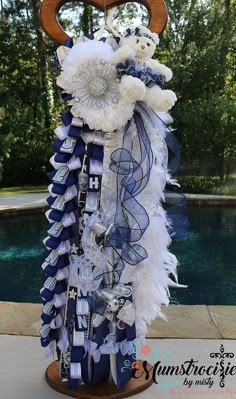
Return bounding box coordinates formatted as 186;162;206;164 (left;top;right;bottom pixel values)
0;206;235;304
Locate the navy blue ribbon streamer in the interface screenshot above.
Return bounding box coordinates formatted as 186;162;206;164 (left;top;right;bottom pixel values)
106;110;153;274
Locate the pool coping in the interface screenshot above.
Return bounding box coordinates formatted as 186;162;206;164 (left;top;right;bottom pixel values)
0;205;47;216
0;302;235;339
186;194;236;206
0;193;235;216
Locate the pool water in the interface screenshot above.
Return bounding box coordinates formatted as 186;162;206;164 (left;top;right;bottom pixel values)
0;207;235;304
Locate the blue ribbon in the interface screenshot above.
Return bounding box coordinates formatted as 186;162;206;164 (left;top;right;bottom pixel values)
106;110;153;271
117;59;166;89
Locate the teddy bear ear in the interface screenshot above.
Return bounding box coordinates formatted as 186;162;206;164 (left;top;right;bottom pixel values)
152;33;160;45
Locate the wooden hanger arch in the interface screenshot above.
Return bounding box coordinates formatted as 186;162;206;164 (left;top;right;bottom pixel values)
40;0;168;44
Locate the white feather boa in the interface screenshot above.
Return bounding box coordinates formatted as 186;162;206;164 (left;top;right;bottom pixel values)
112;107;184;337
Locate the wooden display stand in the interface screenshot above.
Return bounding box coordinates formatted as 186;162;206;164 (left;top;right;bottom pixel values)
46;360;153;398
40;0;168;44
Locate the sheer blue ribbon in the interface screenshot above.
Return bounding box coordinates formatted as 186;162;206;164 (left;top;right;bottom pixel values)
149;110;189;239
106;110;153;271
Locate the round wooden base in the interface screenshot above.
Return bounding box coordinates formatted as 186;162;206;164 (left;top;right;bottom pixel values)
46;360;153;399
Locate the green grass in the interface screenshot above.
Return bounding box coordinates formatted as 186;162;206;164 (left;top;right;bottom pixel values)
211;186;236;196
178;176;236;196
0;185;47;195
0;177;235;196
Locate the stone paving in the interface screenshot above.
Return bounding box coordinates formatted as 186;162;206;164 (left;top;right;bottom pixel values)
1;302;236;339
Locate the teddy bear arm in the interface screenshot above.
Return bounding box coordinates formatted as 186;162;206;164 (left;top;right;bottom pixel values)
113;46;136;64
119;75;146;102
145;59;173;82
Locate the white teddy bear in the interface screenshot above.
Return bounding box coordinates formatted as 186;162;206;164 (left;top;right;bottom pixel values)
113;25;177;112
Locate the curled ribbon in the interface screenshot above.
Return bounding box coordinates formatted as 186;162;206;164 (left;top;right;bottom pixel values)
107;110;153;270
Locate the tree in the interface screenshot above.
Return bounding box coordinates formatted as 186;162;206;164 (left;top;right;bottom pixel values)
0;0;235;185
0;0;60;185
159;0;236;180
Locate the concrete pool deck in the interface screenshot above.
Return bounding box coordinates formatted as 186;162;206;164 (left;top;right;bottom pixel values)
0;192;236;214
1;302;236;397
2;334;236;399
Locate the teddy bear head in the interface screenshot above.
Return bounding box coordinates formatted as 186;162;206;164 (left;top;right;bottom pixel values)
120;25;160;60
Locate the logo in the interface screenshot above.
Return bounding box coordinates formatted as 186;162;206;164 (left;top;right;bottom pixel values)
120;343;236;392
210;344;234;388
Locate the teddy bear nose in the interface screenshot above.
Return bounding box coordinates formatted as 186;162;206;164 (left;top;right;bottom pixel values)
141;45;146;50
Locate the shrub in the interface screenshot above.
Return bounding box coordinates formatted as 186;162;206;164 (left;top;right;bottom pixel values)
177;176;222;194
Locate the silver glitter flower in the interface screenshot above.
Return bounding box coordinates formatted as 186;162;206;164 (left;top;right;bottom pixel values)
72;60;120;110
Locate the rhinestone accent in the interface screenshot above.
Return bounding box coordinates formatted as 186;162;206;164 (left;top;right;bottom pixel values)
72;60;120;110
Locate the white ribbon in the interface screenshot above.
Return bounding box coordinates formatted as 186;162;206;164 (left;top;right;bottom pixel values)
83;339;98;355
48;184;77;201
93;340;120;363
70;362;82;379
47;184;56;196
89;158;103;176
44;276;57;291
71;117;83;127
43;340;57;359
80;131;105;146
39;324;50;338
58;327;69;353
62;212;76;227
92;313;105;328
54;124;70;140
45;211;76;228
64;185;77;201
42;301;54;316
120;339;136;356
91;337;140;363
43;239;71;253
50;154;81;171
73;330;85;346
53;292;67;308
57;240;71;254
117;300;136;326
76;298;89;315
50;313;62;329
56;266;69;281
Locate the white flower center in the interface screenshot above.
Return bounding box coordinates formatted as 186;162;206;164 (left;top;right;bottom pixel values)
89;77;108;97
